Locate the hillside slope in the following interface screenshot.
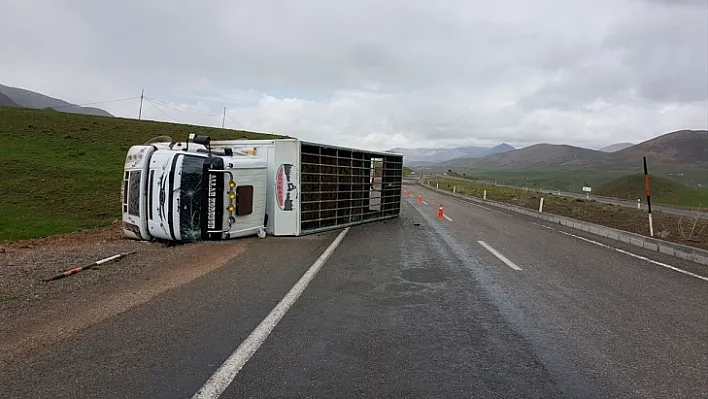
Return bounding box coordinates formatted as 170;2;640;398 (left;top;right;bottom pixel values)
0;92;19;107
596;174;708;208
614;130;708;165
441;143;620;169
0;83;113;117
0;107;284;241
388;143;514;164
599;143;633;152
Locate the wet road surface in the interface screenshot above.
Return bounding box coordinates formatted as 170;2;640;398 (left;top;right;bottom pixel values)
1;185;707;398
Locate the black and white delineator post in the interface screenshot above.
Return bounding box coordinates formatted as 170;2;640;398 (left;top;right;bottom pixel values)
643;156;654;237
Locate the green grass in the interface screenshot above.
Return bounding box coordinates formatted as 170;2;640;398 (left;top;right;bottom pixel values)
596;174;708;208
0;106;284;242
428;177;708;250
438;168;708;195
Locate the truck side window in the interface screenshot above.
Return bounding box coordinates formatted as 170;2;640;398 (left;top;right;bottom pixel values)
236;185;254;216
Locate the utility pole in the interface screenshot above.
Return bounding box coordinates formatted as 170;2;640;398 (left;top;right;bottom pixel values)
138;89;144;120
221;107;226;128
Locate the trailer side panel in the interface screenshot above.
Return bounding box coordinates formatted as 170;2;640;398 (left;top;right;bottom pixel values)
299;143;403;234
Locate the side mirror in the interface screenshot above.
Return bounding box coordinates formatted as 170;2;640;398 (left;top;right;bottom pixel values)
192;135;211;147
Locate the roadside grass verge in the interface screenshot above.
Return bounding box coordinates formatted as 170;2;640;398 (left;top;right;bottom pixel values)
429;178;708;251
0;106;284;242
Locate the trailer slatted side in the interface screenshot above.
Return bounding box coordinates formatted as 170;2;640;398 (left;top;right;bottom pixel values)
300;144;403;234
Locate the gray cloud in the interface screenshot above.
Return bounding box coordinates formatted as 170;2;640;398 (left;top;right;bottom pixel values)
0;0;706;151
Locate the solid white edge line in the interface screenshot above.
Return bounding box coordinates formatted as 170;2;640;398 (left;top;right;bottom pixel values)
477;240;522;271
532;222;708;283
191;227;351;399
443;215;453;221
458;198;512;216
468;202;493;211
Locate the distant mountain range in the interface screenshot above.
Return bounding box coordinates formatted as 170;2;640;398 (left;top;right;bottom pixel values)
388;143;515;165
434;130;708;170
0;83;113;117
0;91;19;107
599;142;634;152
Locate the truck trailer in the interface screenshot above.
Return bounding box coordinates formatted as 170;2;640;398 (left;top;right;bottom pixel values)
121;134;403;242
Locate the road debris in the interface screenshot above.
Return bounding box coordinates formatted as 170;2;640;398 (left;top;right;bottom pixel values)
42;251;137;282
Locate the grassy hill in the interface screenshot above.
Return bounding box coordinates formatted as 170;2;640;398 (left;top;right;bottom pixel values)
438;130;708;171
432;130;708;192
599;142;633;152
614;129;708;165
0;92;19;107
596;174;708;208
0;106;283;241
0;83;113;117
440;143;623;169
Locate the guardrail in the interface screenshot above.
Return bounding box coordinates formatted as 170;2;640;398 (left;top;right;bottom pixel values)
417;182;708;267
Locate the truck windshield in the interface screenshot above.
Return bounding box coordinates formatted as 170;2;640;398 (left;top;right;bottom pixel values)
179;155;206;240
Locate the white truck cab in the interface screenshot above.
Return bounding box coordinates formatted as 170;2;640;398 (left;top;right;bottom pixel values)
121;134;267;242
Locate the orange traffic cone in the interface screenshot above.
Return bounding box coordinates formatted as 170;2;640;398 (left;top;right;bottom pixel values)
437;204;444;218
406;190;411;196
417;194;423;203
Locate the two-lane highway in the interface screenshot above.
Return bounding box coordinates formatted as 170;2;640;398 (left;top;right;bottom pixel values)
1;185;706;398
402;184;708;398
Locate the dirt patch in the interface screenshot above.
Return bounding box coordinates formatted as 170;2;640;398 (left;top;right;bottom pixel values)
0;226;251;369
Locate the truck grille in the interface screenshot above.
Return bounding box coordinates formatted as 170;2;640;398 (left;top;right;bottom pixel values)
128;171;141;216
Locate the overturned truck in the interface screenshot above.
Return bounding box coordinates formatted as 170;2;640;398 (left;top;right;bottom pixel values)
121;134;403;242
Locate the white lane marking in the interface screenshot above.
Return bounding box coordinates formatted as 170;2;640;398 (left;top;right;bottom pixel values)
532;222;708;283
469;202;493;211
477;241;522;271
191;228;351;399
443;215;453;221
422;201;429;205
464;200;512;216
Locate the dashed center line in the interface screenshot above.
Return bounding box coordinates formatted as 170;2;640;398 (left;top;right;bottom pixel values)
422;201;429;205
532;222;708;283
443;215;453;222
477;241;522;271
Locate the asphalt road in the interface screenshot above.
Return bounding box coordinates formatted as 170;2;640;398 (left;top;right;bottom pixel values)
2;186;707;398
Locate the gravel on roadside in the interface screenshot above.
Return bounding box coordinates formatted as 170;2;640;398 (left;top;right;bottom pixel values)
0;222;254;368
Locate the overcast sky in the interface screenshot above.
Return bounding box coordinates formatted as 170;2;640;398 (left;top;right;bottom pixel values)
1;0;707;151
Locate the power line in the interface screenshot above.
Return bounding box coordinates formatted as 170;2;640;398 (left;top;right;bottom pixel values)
225;114;248;130
51;96;141;109
146;95;250;130
145;98;182;123
145;96;222;117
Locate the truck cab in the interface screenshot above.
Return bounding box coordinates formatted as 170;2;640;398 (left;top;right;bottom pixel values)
121;134;267;242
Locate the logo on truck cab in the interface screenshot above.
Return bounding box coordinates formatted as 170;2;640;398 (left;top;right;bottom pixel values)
276;164;297;211
207;173;218;229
